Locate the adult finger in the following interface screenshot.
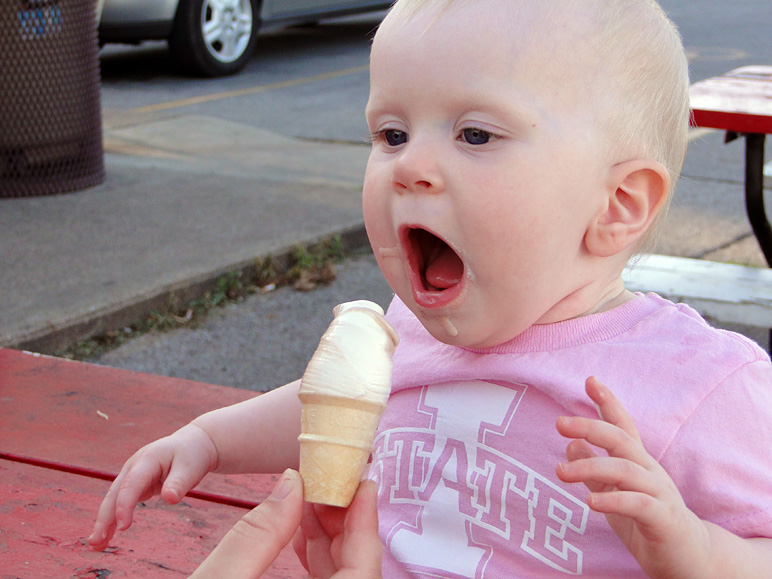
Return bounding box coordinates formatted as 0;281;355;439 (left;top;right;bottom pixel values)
300;482;383;579
338;481;383;578
301;501;339;578
190;469;304;579
292;526;310;572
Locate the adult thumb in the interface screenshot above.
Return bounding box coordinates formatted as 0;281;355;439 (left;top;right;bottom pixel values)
191;469;304;578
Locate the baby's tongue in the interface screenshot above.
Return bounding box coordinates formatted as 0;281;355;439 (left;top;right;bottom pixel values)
424;246;464;290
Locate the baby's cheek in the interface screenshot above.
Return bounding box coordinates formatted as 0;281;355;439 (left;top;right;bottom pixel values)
376;252;409;300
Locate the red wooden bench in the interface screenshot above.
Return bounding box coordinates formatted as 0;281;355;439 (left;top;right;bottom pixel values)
0;348;306;578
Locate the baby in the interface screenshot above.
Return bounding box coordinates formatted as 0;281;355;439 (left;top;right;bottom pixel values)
90;0;772;577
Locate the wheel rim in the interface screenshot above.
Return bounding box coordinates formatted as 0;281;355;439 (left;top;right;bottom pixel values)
200;0;254;64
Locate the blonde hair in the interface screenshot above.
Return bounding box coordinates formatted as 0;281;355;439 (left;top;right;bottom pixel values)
385;0;691;196
590;0;691;195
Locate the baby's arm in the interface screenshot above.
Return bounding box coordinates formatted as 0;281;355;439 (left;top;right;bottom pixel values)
556;377;772;579
88;380;302;550
193;379;302;473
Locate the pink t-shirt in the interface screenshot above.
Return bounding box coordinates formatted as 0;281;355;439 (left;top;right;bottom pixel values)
369;293;772;578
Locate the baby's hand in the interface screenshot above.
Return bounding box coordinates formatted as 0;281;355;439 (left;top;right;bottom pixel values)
556;377;711;579
88;423;219;551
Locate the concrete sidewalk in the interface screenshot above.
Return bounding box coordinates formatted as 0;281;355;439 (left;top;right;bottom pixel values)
0;112;372;353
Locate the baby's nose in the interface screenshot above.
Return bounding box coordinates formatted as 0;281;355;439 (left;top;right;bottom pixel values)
391;140;445;194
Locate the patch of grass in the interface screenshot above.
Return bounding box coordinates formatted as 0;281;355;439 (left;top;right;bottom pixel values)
57;235;347;361
288;236;344;291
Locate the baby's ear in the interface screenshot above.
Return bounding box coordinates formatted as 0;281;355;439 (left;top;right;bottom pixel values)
585;159;670;258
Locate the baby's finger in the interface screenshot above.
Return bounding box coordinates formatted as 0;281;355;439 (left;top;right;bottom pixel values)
112;461;167;531
586;489;670;533
585;377;642;443
565;438;596;462
557;456;661;497
87;499;118;550
561;440;606;494
556;415;654;467
88;469;130;550
160;455;207;505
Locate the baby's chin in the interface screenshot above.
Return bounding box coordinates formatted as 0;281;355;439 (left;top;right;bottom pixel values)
410;304;525;350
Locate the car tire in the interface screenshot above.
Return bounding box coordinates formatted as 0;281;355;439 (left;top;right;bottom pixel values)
169;0;261;77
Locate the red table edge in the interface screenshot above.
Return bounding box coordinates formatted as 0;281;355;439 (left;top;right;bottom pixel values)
691;108;772;136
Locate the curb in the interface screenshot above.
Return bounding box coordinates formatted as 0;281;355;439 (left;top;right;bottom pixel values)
11;224;371;355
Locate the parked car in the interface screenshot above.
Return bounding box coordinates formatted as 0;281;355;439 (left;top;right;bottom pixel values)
97;0;391;77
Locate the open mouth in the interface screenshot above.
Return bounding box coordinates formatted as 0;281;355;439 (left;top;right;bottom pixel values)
402;227;465;307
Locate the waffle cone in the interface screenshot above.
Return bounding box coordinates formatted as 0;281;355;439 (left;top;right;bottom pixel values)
298;392;385;507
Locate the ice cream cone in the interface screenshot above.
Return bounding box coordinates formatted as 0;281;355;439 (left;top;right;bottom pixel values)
297;300;398;507
298;393;385;506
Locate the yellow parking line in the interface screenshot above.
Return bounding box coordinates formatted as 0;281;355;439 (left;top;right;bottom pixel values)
131;65;370;114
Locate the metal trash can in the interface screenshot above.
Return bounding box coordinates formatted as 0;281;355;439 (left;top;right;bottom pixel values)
0;0;104;197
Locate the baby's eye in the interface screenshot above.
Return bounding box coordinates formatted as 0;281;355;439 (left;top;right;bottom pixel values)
460;127;497;145
378;129;408;147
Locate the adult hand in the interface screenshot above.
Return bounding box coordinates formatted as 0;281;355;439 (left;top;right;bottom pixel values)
191;469;382;578
294;479;383;578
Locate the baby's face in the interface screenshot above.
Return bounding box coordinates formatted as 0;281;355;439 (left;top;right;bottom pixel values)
364;0;614;348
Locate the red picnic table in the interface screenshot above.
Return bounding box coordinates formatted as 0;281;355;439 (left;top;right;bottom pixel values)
0;348;306;578
689;65;772;266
